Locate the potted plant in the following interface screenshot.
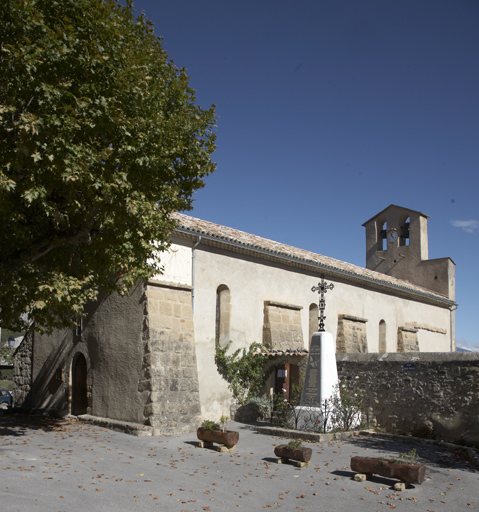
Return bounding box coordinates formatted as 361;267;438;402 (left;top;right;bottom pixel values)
197;418;239;450
351;449;426;485
219;414;229;432
274;439;312;467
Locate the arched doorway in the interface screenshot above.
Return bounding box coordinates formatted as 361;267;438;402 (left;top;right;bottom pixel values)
71;353;88;415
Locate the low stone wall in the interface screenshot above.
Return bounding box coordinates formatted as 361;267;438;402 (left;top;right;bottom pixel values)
336;352;479;445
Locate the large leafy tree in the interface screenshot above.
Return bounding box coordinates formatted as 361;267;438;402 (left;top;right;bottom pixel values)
0;0;216;332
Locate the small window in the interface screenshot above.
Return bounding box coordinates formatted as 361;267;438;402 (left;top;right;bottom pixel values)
215;285;231;347
379;320;386;353
75;317;83;337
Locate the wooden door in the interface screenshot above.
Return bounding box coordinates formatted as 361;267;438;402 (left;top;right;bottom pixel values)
71;353;88;415
274;363;301;402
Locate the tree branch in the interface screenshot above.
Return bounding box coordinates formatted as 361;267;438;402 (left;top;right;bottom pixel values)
29;206;101;263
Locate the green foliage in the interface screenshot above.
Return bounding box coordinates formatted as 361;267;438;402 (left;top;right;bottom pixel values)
271;393;292;428
200;419;220;431
0;346;14;365
248;396;272;420
285;439;302;450
270;369;310;430
399;448;418;465
338;378;364;412
329;377;365;432
0;0;216;332
271;370;306;429
215;340;271;404
219;415;229;432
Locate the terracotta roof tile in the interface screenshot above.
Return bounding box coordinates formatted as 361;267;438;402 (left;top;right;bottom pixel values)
258;348;309;357
171;212;451;302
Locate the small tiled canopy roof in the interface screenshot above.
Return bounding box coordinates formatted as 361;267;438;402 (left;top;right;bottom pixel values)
257;348;309;357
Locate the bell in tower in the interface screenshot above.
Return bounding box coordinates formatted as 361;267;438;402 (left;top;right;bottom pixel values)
362;205;455;300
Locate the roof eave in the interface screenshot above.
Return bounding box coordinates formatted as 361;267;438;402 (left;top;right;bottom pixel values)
174;226;456;309
362;204;430;227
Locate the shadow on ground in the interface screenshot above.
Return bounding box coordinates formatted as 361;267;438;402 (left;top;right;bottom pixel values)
345;434;478;473
0;410;74;436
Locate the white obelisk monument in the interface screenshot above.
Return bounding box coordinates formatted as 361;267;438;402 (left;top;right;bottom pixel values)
298;276;340;430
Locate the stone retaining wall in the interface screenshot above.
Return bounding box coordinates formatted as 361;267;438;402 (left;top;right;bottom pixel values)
336;352;479;444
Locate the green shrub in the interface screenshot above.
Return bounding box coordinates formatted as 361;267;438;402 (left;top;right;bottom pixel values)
200;420;220;431
285;439;302;450
248;396;272;419
399;448;419;464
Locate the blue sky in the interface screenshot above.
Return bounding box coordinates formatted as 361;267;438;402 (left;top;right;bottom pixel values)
132;0;479;349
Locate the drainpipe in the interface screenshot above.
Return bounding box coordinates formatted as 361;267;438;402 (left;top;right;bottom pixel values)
450;304;458;352
191;236;202;313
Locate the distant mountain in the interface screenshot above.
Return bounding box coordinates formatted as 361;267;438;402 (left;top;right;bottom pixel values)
456;346;473;352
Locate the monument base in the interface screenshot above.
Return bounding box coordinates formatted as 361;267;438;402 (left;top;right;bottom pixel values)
298;331;361;432
301;331;339;405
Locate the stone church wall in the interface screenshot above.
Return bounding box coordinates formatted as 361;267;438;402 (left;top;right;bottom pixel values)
145;281;201;435
15;283;148;422
337;352;479;444
12;331;33;409
336;315;368;353
397;326;419;352
262;301;303;350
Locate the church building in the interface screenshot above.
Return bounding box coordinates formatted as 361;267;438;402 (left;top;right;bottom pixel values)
13;205;456;435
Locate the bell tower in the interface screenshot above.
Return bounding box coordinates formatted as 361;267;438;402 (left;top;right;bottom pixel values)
363;205;455;300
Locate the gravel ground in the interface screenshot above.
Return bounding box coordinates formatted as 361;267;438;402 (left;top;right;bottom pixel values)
1;412;478;512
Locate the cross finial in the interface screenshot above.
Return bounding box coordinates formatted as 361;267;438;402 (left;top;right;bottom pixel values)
311;274;334;332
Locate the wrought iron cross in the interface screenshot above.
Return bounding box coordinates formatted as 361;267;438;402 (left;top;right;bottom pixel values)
311;274;334;332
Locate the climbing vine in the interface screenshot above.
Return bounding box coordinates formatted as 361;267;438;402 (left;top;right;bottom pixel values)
214;340;273;404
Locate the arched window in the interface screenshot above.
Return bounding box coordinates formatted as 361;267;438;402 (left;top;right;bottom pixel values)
215;285;231;347
400;215;410;246
379;320;387;353
309;303;319;343
378;220;387;251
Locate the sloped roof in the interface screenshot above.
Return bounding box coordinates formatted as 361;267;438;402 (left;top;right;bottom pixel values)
362;204;429;226
170;212;455;307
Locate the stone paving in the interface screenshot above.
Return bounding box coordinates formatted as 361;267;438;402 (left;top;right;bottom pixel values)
1;413;478;512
